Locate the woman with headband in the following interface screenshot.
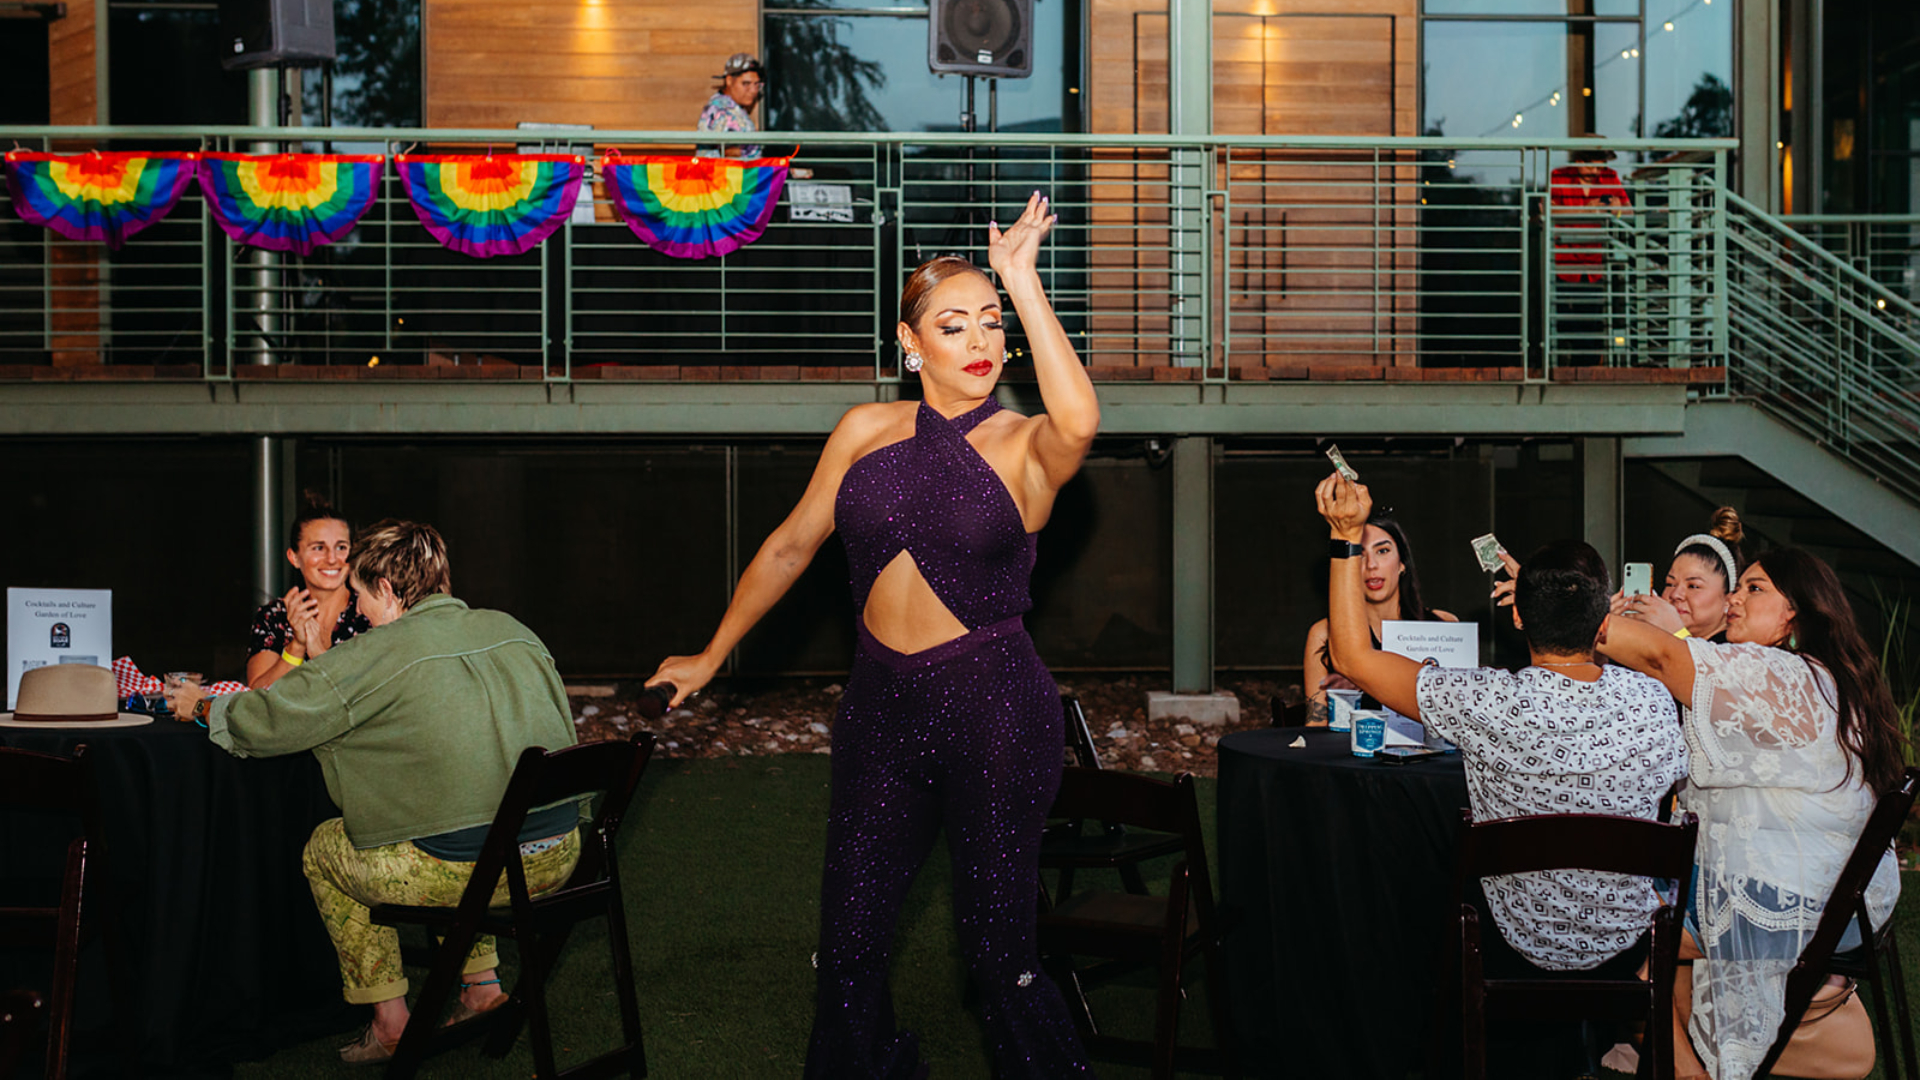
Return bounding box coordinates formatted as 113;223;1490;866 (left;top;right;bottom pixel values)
1617;507;1745;642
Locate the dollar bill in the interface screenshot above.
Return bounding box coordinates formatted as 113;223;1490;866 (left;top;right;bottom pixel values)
1325;444;1359;483
1470;533;1507;573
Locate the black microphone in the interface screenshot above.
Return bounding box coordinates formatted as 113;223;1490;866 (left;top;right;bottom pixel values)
637;683;676;722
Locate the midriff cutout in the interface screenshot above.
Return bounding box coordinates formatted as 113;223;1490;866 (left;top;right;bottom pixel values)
861;549;970;655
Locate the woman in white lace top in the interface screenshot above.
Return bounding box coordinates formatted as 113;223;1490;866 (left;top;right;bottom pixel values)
1592;547;1905;1079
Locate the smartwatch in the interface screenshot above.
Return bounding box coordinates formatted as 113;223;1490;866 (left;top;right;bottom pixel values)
1329;539;1366;559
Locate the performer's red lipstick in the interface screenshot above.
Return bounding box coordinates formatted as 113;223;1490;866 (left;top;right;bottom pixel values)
963;360;994;376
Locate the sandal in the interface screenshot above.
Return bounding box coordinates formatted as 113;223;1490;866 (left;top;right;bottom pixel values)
339;1023;399;1066
446;978;513;1028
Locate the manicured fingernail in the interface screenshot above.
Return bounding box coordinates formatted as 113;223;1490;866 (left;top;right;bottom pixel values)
989;220;997;228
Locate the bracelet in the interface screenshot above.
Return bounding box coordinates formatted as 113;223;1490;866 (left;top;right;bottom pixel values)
281;649;304;667
1674;628;1691;639
193;696;211;728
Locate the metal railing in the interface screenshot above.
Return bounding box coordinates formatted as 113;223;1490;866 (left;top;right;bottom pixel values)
1724;193;1920;503
0;126;1737;380
1785;213;1920;309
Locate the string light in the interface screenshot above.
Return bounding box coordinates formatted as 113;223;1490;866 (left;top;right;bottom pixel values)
1470;0;1714;137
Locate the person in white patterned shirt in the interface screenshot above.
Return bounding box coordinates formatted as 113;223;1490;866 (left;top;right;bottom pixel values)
1315;471;1687;974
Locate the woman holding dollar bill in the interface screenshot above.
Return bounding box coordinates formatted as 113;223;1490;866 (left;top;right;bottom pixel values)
1301;473;1456;722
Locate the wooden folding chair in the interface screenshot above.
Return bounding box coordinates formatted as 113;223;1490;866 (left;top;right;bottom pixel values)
1039;696;1184;900
1754;767;1920;1080
0;745;98;1080
1037;767;1237;1079
1445;809;1699;1080
370;732;656;1080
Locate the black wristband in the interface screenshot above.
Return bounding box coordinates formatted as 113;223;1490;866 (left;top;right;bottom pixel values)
1329;539;1365;559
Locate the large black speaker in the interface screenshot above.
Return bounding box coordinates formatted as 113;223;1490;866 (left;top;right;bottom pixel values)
928;0;1032;79
217;0;336;71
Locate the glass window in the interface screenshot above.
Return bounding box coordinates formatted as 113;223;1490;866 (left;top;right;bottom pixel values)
1423;0;1638;16
305;0;422;127
109;6;249;125
0;20;49;124
1423;18;1643;141
764;0;1075;133
1643;0;1732;138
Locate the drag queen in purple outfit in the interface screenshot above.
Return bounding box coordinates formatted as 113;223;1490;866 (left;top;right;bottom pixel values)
649;192;1100;1078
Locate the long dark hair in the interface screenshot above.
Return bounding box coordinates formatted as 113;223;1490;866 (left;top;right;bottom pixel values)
1318;510;1435;670
1755;548;1907;795
1369;511;1434;623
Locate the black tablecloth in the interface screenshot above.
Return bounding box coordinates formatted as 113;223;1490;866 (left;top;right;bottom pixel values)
1;721;356;1076
1217;727;1470;1080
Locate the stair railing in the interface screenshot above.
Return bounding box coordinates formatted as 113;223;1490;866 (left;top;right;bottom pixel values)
1722;192;1920;504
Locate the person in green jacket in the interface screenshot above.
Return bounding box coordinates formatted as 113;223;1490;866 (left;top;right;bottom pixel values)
170;520;580;1065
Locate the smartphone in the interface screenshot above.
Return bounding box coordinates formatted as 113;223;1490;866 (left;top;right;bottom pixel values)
1378;746;1443;765
1623;561;1653;597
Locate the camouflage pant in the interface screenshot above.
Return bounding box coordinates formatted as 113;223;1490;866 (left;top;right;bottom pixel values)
301;817;581;1004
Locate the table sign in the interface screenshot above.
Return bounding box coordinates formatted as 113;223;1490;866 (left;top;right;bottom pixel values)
7;586;111;708
1381;620;1478;752
1380;620;1478;668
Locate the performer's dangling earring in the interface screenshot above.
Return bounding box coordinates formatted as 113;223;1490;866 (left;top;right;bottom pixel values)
905;350;923;373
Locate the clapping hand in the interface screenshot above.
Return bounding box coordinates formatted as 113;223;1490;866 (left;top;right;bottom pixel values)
1314;471;1372;541
987;191;1055;282
284;586;325;660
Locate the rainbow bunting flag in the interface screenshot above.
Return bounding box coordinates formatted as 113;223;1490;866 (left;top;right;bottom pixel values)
198;153;385;256
395;154;584;259
600;153;790;260
3;151;199;249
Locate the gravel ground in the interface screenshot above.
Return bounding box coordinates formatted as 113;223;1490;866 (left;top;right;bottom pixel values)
569;673;1299;778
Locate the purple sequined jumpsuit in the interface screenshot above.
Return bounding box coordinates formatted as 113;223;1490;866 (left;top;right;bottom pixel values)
805;398;1095;1079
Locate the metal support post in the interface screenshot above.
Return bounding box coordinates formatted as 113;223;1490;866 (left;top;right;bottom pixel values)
1167;0;1210;369
1170;436;1214;694
248;67;289;602
250;437;292;606
1580;437;1622;577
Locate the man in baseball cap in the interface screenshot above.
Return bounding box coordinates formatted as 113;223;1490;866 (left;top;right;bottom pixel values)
697;52;765;159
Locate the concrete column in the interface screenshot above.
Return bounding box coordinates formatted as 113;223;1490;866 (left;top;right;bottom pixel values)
1735;0;1783;210
1580;437;1622;579
1170;436;1214;693
1166;0;1211;368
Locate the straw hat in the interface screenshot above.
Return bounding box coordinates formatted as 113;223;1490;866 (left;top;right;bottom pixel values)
0;663;152;728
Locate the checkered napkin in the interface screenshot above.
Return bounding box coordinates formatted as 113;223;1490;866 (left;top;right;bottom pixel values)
113;657;247;700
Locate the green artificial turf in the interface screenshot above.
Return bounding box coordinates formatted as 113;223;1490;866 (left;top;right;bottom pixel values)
234;755;1911;1079
238;755;1218;1079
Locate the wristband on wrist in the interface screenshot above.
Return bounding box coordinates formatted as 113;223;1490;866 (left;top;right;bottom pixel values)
193;696;211;727
1674;628;1691;639
281;649;304;667
1329;539;1366;559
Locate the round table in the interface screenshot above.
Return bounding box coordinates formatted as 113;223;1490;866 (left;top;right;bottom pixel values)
0;719;355;1075
1217;726;1470;1080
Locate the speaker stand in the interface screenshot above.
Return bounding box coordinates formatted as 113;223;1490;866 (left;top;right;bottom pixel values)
942;75;1000;253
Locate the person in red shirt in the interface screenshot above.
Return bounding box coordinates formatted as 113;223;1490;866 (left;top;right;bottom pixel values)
1549;143;1630;283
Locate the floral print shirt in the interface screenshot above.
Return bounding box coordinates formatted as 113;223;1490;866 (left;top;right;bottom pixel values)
249;587;371;657
697;92;761;159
